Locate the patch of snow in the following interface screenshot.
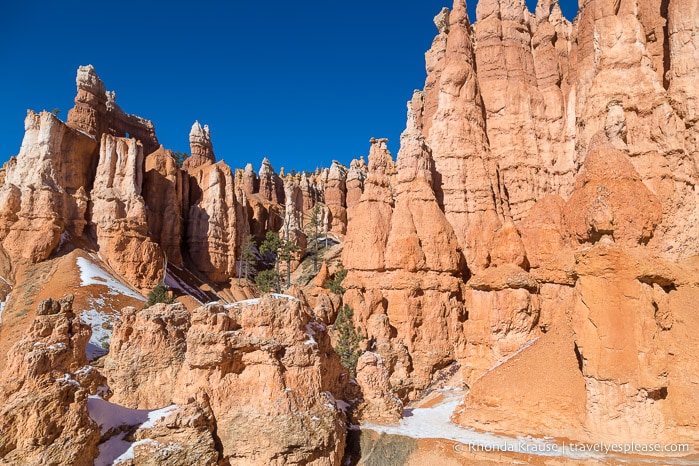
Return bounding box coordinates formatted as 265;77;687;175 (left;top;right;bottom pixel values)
164;271;206;304
362;388;604;460
305;323;317;346
316;236;339;246
88;396;152;435
76;257;145;301
88;396;178;435
270;293;299;301
0;292;10;325
139;404;179;429
226;293;299;309
228;297;260;307
55;373;79;386
95;432;132;466
112;439;157;464
81;308;114;361
75;365;95;376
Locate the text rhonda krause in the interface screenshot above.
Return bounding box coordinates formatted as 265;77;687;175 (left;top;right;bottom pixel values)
455;442;691;455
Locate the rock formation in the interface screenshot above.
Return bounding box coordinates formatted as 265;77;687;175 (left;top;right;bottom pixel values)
1;0;699;459
344;106;468;398
325;161;348;235
143;147;185;266
0;111;96;265
102;296;353;464
90;134;164;289
454;141;699;447
182;121;215;170
423;0;502;272
0;295;102;465
185;161;243;283
67;65;159;156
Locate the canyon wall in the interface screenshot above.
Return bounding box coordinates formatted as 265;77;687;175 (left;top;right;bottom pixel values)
342;0;699;445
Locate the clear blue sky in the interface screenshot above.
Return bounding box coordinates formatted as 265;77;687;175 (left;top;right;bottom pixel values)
1;1;577;173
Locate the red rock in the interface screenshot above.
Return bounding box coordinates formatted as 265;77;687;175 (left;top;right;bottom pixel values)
90;134;164;289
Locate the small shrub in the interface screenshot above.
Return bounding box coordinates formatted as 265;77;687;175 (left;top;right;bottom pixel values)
147;282;174;306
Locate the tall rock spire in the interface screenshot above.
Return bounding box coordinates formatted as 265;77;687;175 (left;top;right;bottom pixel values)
183;121;216;170
424;0;501;272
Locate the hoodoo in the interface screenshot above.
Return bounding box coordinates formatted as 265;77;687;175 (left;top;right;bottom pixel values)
0;0;697;463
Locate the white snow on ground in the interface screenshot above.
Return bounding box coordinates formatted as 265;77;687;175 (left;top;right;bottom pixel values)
226;293;299;309
323;391;350;413
361;388;605;461
76;256;146;361
76;257;145;301
88;395;179;466
227;297;260;307
270;293;299;301
305;323;317;346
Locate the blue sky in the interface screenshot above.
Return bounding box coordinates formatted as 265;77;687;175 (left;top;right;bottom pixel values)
1;1;577;173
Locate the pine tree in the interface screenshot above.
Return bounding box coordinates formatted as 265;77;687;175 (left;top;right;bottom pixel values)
172;151;189;168
255;269;278;293
147;282;174;306
326;267;347;295
304;204;323;273
238;234;257;285
260;231;283;292
333;304;364;377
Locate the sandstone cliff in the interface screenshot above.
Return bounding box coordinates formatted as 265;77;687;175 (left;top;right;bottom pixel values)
0;0;698;460
103;295;353;465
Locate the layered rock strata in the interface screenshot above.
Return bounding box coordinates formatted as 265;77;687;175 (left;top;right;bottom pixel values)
102;295;353;465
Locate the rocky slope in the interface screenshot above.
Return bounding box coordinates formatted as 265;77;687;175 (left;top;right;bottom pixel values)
0;0;697;463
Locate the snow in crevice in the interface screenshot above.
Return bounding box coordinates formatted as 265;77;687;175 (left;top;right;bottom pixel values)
87;396;178;435
88;395;179;466
323;391;350;413
164;270;206;304
304;322;318;346
81;306;113;361
0;292;10;325
226;293;299;309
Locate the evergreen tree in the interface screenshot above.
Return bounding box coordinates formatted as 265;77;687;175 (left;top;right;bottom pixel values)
147;282;174;306
255;269;278;293
326;267;347;295
237;234;257;285
304;204;323;273
172;151;189;168
333;304;364;377
260;228;299;291
260;231;283;292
